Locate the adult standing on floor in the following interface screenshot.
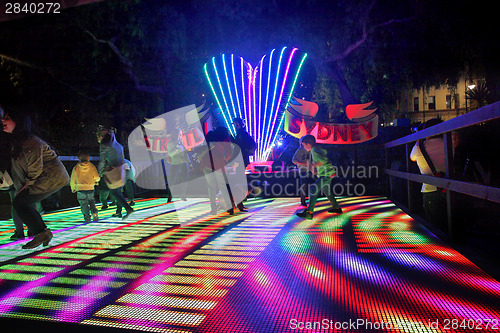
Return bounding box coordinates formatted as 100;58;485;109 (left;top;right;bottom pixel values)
231;118;256;211
0;105;28;240
1;110;69;249
410;118;447;228
200;126;234;215
292;137;315;207
167;132;189;201
97;127;134;219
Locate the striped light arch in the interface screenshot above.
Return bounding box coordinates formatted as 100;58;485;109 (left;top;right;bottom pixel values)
204;47;308;162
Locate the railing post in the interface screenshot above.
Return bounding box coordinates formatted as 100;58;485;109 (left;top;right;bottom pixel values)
385;148;392;198
443;132;455;239
405;143;414;212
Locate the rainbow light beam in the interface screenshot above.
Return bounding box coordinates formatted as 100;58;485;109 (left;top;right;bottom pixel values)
204;48;308;162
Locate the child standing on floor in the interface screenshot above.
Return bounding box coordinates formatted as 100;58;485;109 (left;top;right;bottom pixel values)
292;137;315;207
296;135;342;220
71;150;100;222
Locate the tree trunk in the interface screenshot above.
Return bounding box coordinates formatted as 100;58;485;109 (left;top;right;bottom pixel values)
327;61;359;107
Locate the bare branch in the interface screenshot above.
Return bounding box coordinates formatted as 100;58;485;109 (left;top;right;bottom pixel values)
0;52;110;101
85;30;165;95
325;0;412;63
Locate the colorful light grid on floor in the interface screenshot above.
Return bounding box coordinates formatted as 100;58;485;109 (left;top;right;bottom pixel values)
0;196;499;333
0;198;173;247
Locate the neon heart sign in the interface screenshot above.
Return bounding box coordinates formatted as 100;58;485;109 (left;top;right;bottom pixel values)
204;47;308;162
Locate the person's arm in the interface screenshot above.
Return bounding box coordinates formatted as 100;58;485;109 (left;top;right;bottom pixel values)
70;167;77;193
292;149;301;165
167;141;183;158
311;147;326;167
129;163;136;181
248;134;256;152
410;143;419;162
24;142;44;187
97;145;106;175
91;164;101;184
292;149;309;166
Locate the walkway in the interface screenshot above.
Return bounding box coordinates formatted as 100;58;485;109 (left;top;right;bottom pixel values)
0;197;499;332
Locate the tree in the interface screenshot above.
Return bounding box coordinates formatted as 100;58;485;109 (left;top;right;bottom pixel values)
1;0;498;145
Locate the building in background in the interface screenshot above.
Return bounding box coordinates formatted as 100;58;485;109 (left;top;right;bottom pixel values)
397;73;486;124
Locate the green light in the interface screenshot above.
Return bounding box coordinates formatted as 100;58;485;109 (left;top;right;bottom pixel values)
51;277;127;288
0;272;42;281
28;286;110;298
1;264;63;273
391;231;429;244
20;258;81;266
281;232;311;253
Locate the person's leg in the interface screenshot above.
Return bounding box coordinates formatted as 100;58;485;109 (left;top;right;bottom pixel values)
215;170;231;211
98;179;110;208
235;170;249;209
322;178;342;213
322;178;339;207
12;189;57;234
306;172;315;199
109;188;123;216
77;191;91;223
204;168;217;213
298;175;307;205
423;191;447;228
109;187;133;219
169;164;180;198
180;164;188;200
12;188;59;248
9;188;25;237
297;177;323;219
306;177;324;213
88;190;98;221
124;179;135;204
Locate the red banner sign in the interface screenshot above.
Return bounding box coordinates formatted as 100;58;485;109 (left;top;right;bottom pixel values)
284;99;378;144
144;127;205;153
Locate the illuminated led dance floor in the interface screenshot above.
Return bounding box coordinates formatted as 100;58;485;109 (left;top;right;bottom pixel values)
0;197;499;332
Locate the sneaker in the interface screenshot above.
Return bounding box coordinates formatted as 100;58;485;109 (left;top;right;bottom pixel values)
111;213;122;218
327;207;343;214
296;210;313;220
101;205;109;210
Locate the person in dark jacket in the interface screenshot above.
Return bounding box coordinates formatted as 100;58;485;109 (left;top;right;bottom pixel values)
0;106;28;240
231;118;256;211
2;110;70;249
232;118;256;167
200;126;234;215
97;128;134;219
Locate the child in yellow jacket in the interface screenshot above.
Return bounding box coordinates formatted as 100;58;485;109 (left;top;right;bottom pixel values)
70;150;100;222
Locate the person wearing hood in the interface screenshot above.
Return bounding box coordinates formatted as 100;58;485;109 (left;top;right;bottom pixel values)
1;110;70;249
71;150;100;222
0;105;29;240
97;127;134;219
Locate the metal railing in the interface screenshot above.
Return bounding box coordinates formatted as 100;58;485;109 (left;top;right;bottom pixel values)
384;101;500;238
